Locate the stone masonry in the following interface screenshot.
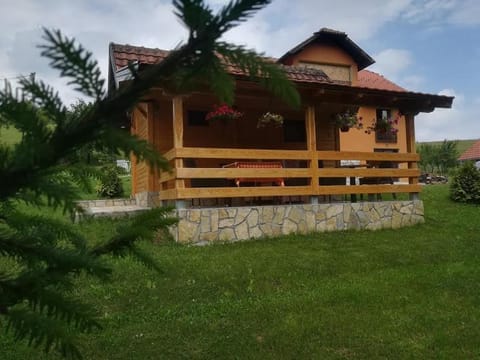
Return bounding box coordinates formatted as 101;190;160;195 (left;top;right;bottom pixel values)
76;198;149;219
171;200;425;244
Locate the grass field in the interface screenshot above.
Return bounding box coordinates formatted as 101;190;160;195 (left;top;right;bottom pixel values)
2;185;480;359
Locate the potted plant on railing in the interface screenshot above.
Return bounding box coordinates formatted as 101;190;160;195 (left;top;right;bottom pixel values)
333;109;363;132
257;112;284;128
364;113;400;135
206;104;243;123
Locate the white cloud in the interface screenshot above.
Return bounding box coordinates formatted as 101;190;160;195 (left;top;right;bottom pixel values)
368;48;427;91
0;0;185;104
401;0;480;27
416;89;480;141
402;75;426;91
449;0;480;26
370;49;413;78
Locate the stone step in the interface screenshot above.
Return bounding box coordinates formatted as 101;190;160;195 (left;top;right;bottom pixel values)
76;199;150;220
84;205;150;218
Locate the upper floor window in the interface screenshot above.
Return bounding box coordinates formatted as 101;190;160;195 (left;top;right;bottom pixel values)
375;108;397;143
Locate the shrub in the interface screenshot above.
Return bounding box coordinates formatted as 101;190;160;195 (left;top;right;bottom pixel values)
450;161;480;203
97;164;124;198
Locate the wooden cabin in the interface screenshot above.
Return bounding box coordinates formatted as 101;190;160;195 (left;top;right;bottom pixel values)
108;28;453;243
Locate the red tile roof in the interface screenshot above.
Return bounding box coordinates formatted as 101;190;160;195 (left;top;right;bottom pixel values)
459;139;480;161
357;70;406;92
110;43;331;84
110;44;409;92
111;44;169;70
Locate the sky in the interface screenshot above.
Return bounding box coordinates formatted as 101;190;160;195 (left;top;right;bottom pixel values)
0;0;479;141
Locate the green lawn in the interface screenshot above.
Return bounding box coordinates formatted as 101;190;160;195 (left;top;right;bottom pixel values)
2;185;480;359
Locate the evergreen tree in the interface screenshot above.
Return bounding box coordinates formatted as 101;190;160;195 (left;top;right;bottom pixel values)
450;161;480;203
0;0;299;358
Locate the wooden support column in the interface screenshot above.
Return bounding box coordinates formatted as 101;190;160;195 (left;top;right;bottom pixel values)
305;105;319;201
130;109;138;195
147;102;157;192
405;113;416;154
405;112;419;200
172;97;185;208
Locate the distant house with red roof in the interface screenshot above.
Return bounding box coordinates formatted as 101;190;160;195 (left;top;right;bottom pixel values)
459;140;480;163
108;27;453;243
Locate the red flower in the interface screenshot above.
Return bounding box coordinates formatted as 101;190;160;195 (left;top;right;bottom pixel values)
206;104;243;122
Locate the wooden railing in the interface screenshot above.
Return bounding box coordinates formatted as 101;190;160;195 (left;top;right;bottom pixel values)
159;147;420;201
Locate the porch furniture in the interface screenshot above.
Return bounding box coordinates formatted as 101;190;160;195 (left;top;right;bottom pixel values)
222;161;285;187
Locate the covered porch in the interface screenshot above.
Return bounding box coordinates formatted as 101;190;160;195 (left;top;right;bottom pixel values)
147;88;420;209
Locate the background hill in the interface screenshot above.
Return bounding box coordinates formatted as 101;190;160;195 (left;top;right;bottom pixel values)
417;139;477;156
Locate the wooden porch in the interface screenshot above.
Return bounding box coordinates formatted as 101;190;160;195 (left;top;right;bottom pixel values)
154;99;420;207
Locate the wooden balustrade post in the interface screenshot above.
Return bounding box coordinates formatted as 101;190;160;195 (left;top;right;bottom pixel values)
405;112;419;200
305;105;319;203
172;96;186;208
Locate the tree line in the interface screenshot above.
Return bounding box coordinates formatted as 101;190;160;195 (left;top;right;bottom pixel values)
417;140;459;176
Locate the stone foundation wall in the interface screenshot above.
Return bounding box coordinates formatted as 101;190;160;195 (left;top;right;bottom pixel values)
135;191;160;207
171;200;424;244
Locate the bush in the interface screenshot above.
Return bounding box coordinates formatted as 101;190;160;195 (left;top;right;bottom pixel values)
97;164;124;198
450;162;480;203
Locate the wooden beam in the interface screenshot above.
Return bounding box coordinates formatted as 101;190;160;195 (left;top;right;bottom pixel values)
147;102;157;191
317;151;419;162
305;105;319;192
405;113;416;154
172;97;185;190
405;113;419;185
174;147;311;160
176;167;311;179
177;186;312;199
159;169;177;183
158;188;178;200
317;184;422;195
317;168;419;178
172;97;184;148
163;148;177;161
173;184;422;199
167;147;419;162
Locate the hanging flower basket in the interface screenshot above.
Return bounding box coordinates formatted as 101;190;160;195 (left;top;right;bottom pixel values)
333;109;363;131
206;104;243;123
365;113;400;135
257;112;284;128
